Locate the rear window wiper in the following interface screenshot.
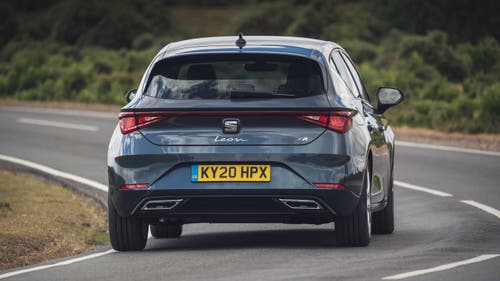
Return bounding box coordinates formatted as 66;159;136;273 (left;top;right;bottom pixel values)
229;91;296;99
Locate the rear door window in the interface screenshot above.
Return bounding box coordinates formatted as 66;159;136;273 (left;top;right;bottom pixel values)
145;54;325;99
340;53;370;101
331;52;360;98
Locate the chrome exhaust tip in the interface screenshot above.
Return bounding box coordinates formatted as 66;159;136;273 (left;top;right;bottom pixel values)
279;199;322;210
142;199;183;211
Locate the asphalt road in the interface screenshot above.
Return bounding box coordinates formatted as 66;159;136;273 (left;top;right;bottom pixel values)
0;106;499;281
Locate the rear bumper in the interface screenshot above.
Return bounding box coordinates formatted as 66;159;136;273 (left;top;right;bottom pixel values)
112;188;360;224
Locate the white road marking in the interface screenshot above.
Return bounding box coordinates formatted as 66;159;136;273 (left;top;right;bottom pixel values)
0;154;107;192
382;254;500;280
394;180;453;197
18;118;99;131
461;200;500;219
0;249;115;280
397;141;500;157
1;105;116;119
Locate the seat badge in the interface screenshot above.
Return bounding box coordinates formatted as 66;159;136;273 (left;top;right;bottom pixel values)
223;119;240;134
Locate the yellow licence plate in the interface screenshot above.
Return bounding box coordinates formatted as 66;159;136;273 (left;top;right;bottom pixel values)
191;164;271;182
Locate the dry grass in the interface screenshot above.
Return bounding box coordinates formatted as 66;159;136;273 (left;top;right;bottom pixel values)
394;126;500;152
0;169;108;270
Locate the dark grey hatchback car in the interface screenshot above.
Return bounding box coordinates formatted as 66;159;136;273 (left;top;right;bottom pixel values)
107;35;404;251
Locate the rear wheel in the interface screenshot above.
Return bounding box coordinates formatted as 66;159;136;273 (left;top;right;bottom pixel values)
108;195;148;251
335;166;371;246
150;224;183;239
372;178;395;234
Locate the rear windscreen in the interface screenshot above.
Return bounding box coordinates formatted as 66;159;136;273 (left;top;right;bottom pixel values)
144;54;324;99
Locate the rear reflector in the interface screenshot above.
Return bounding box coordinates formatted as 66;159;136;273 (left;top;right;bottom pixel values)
298;111;353;133
120;183;149;189
314;183;345;189
119;112;167;134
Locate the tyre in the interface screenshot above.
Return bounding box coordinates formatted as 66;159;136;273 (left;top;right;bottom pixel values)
335;165;371;246
108;195;148;251
372;179;395;234
150;224;183;239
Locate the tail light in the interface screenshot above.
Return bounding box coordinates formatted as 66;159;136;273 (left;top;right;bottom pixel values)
120;183;149;189
314;183;345;189
119;110;352;134
119;112;168;134
298;111;353;133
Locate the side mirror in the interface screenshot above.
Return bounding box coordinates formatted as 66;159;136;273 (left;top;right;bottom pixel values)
375;87;404;114
125;89;137;102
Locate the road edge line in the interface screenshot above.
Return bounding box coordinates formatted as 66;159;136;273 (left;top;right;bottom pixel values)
381;254;500;280
461;200;500;219
0;154;107;192
394;180;453;197
0;250;116;280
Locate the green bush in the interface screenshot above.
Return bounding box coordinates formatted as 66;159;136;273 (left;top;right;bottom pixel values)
420;78;459;102
339;40;378;63
321;4;385;43
285;0;338;38
132;34;155;50
439;96;477;132
463;72;496;98
230;1;298;35
477;83;500;133
398;31;467;82
2;0;186;49
459;37;499;74
0;43;152;105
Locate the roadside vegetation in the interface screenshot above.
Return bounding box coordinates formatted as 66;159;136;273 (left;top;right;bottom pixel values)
0;0;498;134
0;169;108;270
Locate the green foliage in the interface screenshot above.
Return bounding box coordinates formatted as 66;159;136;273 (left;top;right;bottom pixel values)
230;1;298;35
376;0;499;43
0;42;155;105
337;40;378;63
2;0;187;49
132;34;155;50
398;31;467;82
477;83;500;132
285;0;338;38
459;37;500;74
321;4;386;43
420;78;459;102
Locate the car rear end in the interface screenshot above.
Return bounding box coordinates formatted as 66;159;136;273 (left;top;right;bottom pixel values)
108;51;365;230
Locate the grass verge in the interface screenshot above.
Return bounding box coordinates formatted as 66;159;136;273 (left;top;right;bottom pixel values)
0;169;108;271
